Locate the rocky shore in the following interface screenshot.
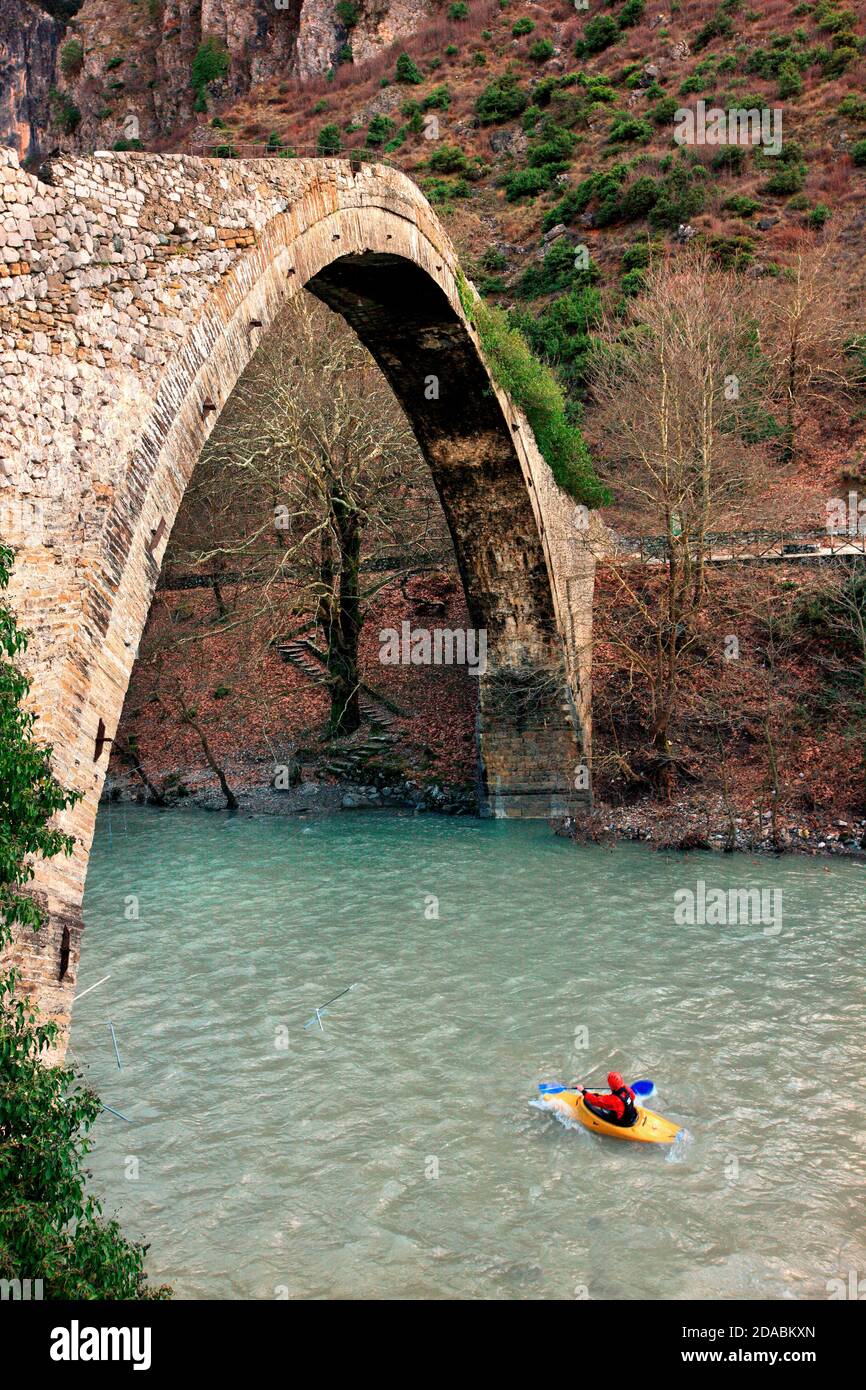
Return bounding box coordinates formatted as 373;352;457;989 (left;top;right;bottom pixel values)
563;793;866;860
101;770;477;818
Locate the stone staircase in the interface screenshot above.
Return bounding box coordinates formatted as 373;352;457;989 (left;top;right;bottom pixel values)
274;637;402;732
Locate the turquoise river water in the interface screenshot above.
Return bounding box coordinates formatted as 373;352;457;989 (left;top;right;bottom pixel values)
70;804;866;1300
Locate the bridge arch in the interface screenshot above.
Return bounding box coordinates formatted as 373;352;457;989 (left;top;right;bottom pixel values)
0;148;595;1043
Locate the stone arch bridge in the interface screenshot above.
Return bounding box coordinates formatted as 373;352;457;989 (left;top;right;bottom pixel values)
0;148;596;1042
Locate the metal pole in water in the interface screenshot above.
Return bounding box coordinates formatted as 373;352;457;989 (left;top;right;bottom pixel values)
101;1104;131;1122
108;1019;122;1070
72;973;111;1003
303;983;358;1030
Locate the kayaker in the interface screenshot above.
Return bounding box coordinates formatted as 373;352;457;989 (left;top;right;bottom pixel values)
575;1072;638;1128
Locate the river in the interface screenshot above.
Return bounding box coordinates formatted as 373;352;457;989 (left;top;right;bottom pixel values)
69;803;866;1299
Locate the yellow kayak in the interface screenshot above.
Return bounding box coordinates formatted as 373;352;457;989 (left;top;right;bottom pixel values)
541;1089;681;1144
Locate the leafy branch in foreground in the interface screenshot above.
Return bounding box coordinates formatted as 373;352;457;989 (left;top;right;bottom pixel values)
0;543;170;1298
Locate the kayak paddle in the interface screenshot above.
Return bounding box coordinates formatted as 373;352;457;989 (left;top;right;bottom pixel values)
538;1077;656;1101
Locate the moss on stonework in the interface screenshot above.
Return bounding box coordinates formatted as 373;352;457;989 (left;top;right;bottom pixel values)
456;271;608;507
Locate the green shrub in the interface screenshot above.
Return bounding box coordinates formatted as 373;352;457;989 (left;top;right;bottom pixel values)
839;94;866;121
512;18;535;36
384;127;409;152
49;88;80;134
608;113;652;144
191;35;230;100
648;163;706;228
421;175;471;205
395;52;422;84
515;238;599;298
617;174;659;219
336;0;359;24
575;15;620;57
527;123;576;166
529;38;554;62
60;39;84;77
620;267;647;297
423;85;451;110
543;163;631;229
366;114;395;146
651;95;680;125
503;166;559;201
511;285;602;393
711;144;748;173
448;1;468;16
457;278;608;505
808;202;831;227
619;0;646;27
481;246;508;272
709;234;755;269
852;138;866;165
778;60;803;98
724;192;760;216
0;547;170;1300
427;142;469;173
761;160;807;194
621;241;653;272
317;122;342;154
475;71;529;123
693;11;734;51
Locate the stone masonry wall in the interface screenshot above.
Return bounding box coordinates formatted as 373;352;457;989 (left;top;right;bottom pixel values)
0;147;596;1052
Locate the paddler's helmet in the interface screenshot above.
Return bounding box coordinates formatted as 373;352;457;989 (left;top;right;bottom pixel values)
608;1071;624;1091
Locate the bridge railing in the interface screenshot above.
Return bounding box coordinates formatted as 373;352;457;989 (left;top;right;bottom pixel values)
612;527;866;565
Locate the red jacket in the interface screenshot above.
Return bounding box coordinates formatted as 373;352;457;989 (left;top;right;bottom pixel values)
582;1085;635;1119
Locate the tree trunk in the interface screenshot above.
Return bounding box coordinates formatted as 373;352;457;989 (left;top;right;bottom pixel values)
114;737;168;806
181;709;239;809
327;482;362;737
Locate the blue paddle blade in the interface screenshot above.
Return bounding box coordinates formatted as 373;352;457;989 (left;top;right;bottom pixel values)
631;1078;655;1099
538;1082;566;1094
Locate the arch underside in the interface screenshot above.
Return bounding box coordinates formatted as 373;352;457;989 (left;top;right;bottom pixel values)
308;254;582;817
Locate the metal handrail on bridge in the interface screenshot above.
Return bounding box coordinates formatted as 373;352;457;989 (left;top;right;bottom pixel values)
614;527;866;565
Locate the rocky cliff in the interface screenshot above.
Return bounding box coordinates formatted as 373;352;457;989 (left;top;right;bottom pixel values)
1;1;435;157
0;1;62;163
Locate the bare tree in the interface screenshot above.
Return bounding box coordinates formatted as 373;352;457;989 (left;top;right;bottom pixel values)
587;247;770;761
166;293;446;736
810;564;866;693
758;244;861;463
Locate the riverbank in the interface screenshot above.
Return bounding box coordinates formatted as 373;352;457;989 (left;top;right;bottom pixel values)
102;770;477;817
103;769;866;859
563;793;866;860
